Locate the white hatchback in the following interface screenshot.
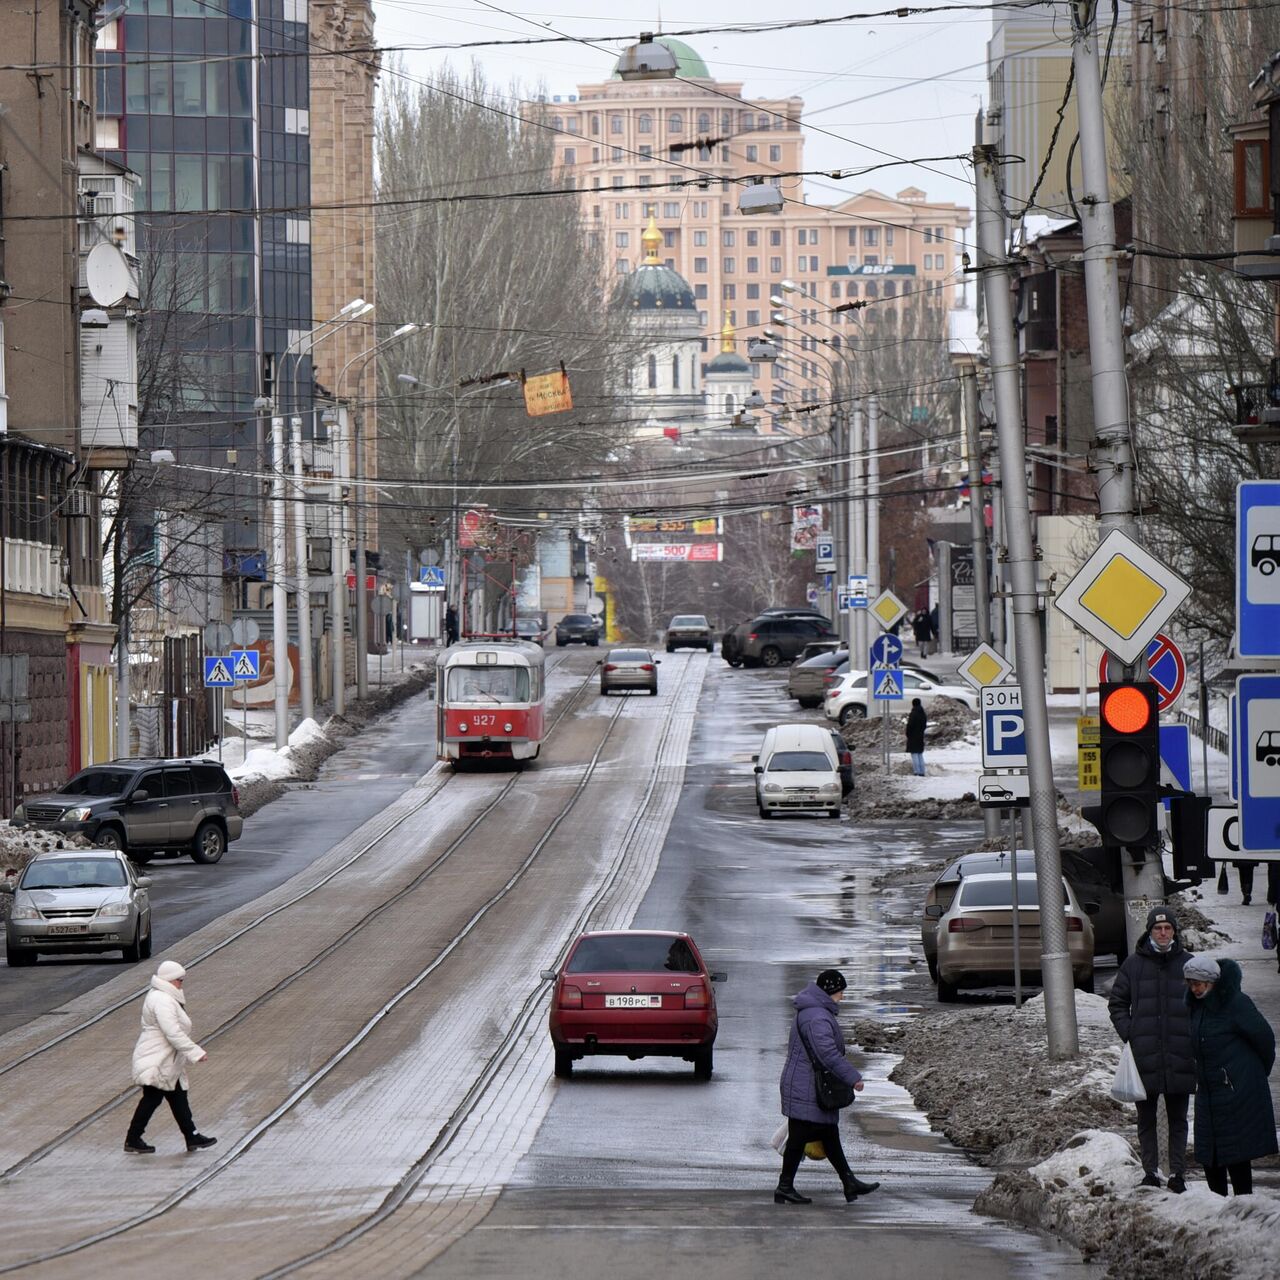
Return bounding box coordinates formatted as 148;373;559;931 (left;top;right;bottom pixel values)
752;724;842;820
824;667;978;725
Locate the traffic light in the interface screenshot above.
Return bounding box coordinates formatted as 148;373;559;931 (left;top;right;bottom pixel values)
1083;682;1161;853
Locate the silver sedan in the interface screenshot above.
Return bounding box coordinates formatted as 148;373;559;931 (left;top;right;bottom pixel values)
600;648;660;696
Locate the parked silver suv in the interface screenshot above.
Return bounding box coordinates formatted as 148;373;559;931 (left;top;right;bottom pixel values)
3;849;153;966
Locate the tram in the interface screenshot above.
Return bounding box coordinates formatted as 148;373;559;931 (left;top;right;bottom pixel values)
436;640;548;765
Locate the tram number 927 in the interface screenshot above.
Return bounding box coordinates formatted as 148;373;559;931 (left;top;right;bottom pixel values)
436;640;547;766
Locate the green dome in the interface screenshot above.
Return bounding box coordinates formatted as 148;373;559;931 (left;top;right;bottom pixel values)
706;349;750;374
611;37;711;80
616;261;696;313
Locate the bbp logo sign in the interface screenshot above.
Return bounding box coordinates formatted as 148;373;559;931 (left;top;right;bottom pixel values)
981;685;1027;769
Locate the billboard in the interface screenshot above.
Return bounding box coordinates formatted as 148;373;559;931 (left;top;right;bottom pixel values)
631;543;723;562
790;504;824;551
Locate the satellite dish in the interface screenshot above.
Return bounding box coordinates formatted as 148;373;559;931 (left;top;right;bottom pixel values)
85;243;132;308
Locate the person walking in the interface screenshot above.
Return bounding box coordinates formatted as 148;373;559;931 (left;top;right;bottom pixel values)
1106;907;1195;1191
911;611;931;658
905;698;927;777
1185;955;1277;1196
444;604;459;647
775;969;880;1205
124;960;217;1154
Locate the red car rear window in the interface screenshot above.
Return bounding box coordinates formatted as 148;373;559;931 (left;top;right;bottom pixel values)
568;935;700;974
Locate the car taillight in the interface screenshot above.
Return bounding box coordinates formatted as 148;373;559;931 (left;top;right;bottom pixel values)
826;688;840;699
840;751;852;765
948;917;986;933
603;664;618;672
748;632;758;640
640;663;655;672
1066;916;1084;932
559;985;582;1008
231;785;240;807
684;985;707;1009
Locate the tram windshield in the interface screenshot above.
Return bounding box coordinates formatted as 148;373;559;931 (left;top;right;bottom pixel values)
447;666;530;703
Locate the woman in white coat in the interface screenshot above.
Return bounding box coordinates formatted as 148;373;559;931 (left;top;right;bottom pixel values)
124;960;216;1154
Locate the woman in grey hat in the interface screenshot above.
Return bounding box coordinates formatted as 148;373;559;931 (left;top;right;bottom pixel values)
1185;955;1277;1195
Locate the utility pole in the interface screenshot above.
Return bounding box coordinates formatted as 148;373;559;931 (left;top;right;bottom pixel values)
331;407;347;716
866;392;880;619
1071;0;1166;938
850;401;866;658
270;415;289;749
290;416;314;722
354;406;370;701
974;142;1079;1058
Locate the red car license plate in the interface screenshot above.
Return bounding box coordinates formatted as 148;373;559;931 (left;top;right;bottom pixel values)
604;994;661;1009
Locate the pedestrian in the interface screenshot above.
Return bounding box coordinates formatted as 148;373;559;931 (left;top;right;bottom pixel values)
905;698;927;776
1234;859;1258;905
124;961;217;1154
1106;907;1195;1191
912;611;930;658
928;603;939;654
1185;955;1277;1196
775;969;880;1205
444;604;459;646
1268;864;1280;974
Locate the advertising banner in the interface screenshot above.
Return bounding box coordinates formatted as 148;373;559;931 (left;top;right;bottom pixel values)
631;543;723;562
522;369;573;417
790;505;824;551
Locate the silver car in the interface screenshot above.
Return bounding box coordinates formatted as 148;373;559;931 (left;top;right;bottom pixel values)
600;647;660;695
3;849;153;966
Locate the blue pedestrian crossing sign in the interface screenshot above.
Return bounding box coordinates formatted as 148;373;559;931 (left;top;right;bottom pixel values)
203;656;234;688
872;668;903;700
418;565;446;590
870;634;903;669
231;649;260;682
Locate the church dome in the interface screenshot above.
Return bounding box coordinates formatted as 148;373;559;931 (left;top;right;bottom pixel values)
611;36;711;80
618;216;696;313
705;316;750;372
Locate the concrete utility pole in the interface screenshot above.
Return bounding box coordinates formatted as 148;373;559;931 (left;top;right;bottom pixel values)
270;415;290;749
354;407;370;701
1071;0;1166;940
974;143;1079;1058
331;408;347;716
850;402;866;658
290;416;314;722
866;392;880;615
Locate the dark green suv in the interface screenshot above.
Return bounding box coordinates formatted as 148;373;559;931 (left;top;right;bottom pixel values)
14;759;244;865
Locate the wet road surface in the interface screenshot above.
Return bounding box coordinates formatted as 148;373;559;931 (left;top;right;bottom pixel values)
427;660;1100;1278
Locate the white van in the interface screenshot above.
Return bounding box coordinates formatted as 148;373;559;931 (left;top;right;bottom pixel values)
752;724;843;820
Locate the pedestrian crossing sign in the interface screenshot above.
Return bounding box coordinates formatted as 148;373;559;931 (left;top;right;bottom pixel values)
203;656;234;688
231;648;260;681
872;669;903;700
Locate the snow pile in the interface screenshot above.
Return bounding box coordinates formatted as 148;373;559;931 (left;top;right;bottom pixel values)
0;823;92;874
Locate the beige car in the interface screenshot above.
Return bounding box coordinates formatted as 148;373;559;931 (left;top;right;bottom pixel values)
934;872;1095;1002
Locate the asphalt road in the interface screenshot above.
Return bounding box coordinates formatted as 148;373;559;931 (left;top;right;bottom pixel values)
0;688;439;1036
426;660;1100;1279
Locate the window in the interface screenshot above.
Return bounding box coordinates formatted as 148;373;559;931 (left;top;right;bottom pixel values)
722;230;736;247
798;229;807;246
95;117;121;149
592;147;600;162
698;112;711;132
694;257;708;273
612;175;624;188
699;310;708;326
663;229;676;247
770;229;781;246
672;355;681;389
694;230;708;246
864;281;878;298
770;256;782;273
663;202;680;217
864;227;879;247
885;227;894;247
746;145;758;162
564;148;576;165
611;115;623;134
567;117;580;134
668;112;683;132
638;113;652;134
590;114;600;134
884;282;896;297
616;258;630;273
934;226;945;241
758;113;770;130
643;202;657;217
746;256;759;273
746;230;759;247
725;394;736;415
611;147;623;161
723;257;736;273
639;145;652;159
695;283;708;299
923;227;933;243
747;309;760;326
551;116;563;132
163;769;193;799
769;145;781;162
693;201;709;218
864;254;878;266
1237;138;1271;215
615;202;630;218
809;256;821;271
746;283;760;299
723;284;736;299
616;231;630;248
831;282;841;298
639;174;651;187
647;355;657;388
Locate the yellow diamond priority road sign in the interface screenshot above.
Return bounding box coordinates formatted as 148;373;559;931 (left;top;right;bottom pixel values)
1053;528;1190;665
869;589;908;632
958;642;1013;692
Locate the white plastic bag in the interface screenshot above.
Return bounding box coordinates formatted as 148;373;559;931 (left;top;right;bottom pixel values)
1110;1042;1148;1103
770;1121;789;1155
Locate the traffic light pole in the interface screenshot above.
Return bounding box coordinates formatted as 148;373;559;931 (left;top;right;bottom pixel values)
974;145;1079;1058
1071;0;1166;944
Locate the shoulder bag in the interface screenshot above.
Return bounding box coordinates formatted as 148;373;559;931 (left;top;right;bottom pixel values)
796;1015;857;1110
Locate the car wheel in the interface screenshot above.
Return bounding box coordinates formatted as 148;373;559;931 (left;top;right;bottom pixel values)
191;822;226;865
760;646;783;668
827;807;841;820
758;805;771;819
589;638;599;647
798;697;821;709
121;925;143;964
839;704;866;725
693;1047;714;1081
649;685;658;696
937;976;958;1003
6;945;37;967
729;659;743;668
553;1047;574;1079
139;926;153;961
556;639;566;647
925;954;938;982
706;642;714;652
1075;972;1095;994
666;645;674;653
95;827;126;853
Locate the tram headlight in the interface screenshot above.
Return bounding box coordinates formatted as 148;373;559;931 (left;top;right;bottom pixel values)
504;723;513;733
458;723;468;732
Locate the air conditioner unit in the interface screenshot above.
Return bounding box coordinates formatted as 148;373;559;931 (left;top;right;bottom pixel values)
65;487;94;518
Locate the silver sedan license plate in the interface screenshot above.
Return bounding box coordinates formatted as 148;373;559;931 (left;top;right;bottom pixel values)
605;993;662;1009
49;925;88;935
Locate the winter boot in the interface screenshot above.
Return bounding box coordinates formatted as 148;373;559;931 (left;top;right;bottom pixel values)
774;1183;812;1205
186;1133;217;1152
123;1138;155;1154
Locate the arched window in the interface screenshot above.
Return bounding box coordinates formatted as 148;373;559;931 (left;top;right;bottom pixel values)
551;116;563;131
739;109;752;133
647;355;658;389
668;112;683;133
697;112;711;133
725;394;735;415
691;354;697;386
672;355;681;389
638;113;652;134
758;113;770;130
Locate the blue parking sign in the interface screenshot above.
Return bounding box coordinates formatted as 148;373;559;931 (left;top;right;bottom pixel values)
980;685;1026;768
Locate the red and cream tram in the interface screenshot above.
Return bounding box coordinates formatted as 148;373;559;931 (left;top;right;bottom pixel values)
436;640;547;765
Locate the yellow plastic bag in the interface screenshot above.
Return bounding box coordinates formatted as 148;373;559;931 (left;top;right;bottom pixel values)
804;1140;826;1161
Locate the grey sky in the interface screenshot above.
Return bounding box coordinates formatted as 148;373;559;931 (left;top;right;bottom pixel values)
373;0;993;214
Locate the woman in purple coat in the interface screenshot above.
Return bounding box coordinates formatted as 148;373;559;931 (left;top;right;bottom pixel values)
776;969;881;1204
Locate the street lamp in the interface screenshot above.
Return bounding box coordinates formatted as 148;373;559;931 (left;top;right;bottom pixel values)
616;32;678;80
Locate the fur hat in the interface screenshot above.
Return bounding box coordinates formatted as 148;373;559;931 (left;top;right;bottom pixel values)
156;961;186;982
1183;956;1220;983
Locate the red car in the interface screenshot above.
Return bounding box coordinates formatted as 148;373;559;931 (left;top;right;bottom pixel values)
542;930;726;1080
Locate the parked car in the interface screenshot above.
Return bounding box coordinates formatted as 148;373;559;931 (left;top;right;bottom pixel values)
665;614;714;652
796;640;842;663
752;724;843;819
921;850;1126;979
788;649;849;708
555;613;600;647
514;615;546;645
824;668;978;724
827;727;855;796
737;616;840;668
541;929;725;1079
3;848;153;966
723;611;833;667
600;648;660;695
933;871;1096;1001
14;759;243;865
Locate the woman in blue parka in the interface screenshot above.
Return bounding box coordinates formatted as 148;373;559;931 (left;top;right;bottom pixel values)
775;969;880;1204
1185;955;1278;1195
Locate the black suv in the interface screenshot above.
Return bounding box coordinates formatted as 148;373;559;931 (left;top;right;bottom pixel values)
555;613;600;647
15;760;245;865
736;616;839;667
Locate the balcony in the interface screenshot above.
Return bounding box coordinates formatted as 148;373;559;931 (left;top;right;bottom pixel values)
5;539;66;599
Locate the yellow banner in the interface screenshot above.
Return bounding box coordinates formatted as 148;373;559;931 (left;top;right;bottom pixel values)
523;370;573;417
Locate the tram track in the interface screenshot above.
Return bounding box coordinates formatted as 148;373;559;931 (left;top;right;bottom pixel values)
0;652;703;1276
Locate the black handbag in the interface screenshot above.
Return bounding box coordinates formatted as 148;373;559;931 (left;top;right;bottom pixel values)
797;1016;857;1110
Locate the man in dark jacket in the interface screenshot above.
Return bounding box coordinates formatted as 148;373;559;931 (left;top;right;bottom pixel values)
905;698;927;776
1107;906;1195;1191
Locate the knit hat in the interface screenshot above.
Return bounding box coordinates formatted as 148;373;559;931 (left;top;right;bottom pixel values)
1183;956;1220;983
816;968;847;994
1146;906;1178;932
156;961;186;982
